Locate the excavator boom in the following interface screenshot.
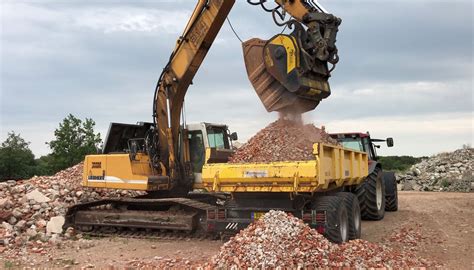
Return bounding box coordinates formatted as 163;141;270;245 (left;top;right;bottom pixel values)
153;0;341;187
152;0;235;189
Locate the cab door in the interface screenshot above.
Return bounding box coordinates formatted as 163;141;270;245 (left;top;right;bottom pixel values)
188;130;206;183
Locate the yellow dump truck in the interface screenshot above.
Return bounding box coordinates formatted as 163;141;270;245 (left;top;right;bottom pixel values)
202;143;368;193
197;142;370;243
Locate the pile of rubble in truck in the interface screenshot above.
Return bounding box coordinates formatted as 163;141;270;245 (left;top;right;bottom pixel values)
229;118;339;163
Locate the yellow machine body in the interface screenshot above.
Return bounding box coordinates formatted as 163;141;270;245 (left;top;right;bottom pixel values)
201;143;368;193
82;153;154;191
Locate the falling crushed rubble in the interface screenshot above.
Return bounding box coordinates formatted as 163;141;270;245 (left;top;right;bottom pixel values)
229;119;338;163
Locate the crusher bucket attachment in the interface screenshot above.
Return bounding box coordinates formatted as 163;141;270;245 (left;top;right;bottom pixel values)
243;20;340;114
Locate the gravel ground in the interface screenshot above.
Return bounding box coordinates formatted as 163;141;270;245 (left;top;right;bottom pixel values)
1;191;472;269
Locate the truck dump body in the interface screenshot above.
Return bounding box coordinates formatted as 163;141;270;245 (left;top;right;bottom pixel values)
202;143;368;193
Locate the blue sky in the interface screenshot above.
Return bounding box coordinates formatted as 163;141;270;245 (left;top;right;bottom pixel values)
1;0;473;157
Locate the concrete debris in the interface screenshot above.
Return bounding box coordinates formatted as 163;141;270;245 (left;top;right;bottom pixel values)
210;210;436;269
229;119;338;163
46;216;65;235
397;147;473;192
0;162;145;255
26;189;51;203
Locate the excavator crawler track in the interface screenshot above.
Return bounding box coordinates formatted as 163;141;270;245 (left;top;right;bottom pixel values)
83;228;219;241
64;197;217;238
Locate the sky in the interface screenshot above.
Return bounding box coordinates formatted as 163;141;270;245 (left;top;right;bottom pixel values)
1;0;473;158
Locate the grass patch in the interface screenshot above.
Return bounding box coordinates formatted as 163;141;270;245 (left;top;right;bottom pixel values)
4;260;14;269
441;179;451;188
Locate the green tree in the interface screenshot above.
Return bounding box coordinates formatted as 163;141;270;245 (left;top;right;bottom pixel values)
0;132;36;180
33;154;55;176
378;155;427;172
47;114;102;171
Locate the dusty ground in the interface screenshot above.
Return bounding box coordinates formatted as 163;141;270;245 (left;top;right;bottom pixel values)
363;191;473;269
2;191;473;269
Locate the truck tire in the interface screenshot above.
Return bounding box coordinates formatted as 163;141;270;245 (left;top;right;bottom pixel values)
384;171;398;211
355;167;386;220
336;192;361;239
312;196;349;243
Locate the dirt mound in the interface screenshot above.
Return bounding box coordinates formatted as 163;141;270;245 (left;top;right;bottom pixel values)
229;119;338;163
210;210;436;268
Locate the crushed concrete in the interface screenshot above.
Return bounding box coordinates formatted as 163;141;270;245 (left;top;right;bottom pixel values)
46;216;65;235
397;147;473;192
229;119;338;163
26;189;51;203
0;163;145;256
209;210;437;268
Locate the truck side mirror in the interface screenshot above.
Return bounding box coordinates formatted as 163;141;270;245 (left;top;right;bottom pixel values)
386;137;394;147
230;132;238;141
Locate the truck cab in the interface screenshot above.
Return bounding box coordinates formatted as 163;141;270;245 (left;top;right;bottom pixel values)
329;132;399;215
329;132;393;161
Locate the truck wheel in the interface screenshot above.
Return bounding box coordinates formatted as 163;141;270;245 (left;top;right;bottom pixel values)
355;167;386;220
312;196;349;243
336;192;361;239
384;171;398;211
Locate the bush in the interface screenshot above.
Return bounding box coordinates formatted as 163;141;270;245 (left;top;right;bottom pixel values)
0;132;36;180
378;155;426;172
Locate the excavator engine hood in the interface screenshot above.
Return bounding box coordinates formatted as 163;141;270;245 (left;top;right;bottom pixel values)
243;20;340;114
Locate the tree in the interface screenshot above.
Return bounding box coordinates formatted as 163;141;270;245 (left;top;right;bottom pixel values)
0;132;36;180
378;155;427;172
47;114;102;171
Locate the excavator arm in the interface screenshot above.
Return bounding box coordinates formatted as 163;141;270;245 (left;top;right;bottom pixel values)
152;0;235;188
151;0;341;189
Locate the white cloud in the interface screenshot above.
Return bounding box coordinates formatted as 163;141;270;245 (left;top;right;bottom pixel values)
321;112;473;157
1;0;472;159
74;8;191;34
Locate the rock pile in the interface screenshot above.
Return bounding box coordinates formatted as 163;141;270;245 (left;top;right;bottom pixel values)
397;147;473;192
229;119;338;163
210;210;435;268
0;163;144;252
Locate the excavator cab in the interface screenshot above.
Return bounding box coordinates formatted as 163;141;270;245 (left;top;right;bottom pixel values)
186;123;235;186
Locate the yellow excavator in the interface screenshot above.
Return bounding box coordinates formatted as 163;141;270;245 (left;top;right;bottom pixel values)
65;0;342;238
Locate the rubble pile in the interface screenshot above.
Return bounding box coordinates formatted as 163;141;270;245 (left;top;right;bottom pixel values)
397;147;473;192
211;210;435;268
0;163;144;253
229;119;338;163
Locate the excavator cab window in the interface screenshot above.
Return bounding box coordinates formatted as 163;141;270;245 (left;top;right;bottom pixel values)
188;131;205;173
207;127;231;150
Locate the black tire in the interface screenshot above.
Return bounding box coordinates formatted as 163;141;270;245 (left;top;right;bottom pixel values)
312;196;349;243
384;171;398;211
336;192;361;239
355;167;386;220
